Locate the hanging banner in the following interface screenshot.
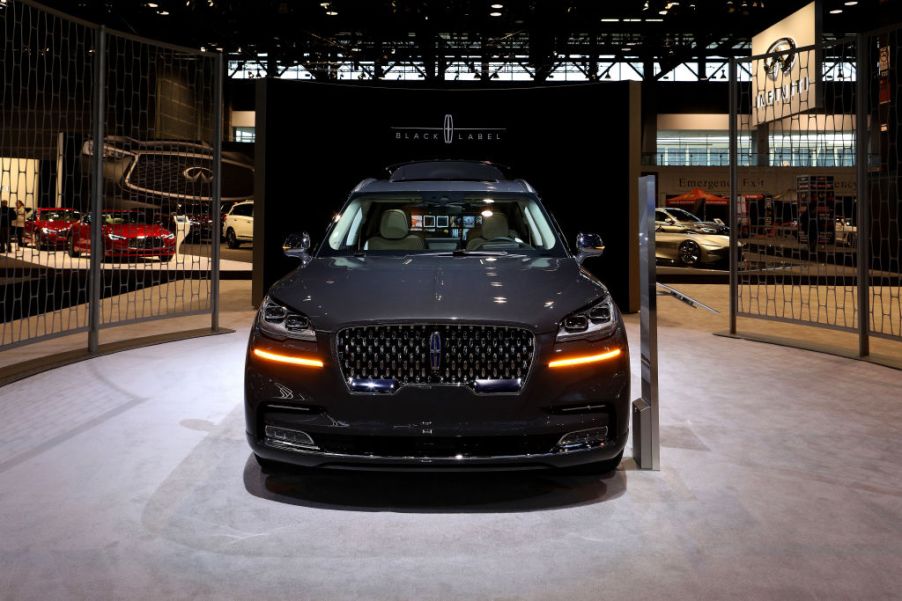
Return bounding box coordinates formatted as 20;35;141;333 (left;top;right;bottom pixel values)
751;2;821;125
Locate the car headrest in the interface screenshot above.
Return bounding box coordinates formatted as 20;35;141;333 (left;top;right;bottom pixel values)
482;213;509;240
380;209;410;240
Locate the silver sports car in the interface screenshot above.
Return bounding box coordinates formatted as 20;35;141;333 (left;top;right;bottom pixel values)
655;225;731;267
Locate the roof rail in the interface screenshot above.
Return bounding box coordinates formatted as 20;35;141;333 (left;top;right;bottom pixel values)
351;177;378;193
387;160;507;183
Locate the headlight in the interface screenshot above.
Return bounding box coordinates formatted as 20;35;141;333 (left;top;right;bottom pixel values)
556;296;617;341
258;297;317;342
106;233;126;240
40;227;52;234
162;232;175;239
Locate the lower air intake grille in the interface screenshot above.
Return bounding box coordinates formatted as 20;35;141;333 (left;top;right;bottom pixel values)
336;324;534;386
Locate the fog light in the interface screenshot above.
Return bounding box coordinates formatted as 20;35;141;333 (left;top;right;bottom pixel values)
264;426;318;450
557;427;608;451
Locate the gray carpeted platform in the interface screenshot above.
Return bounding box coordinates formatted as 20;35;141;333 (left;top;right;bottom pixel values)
1;295;901;600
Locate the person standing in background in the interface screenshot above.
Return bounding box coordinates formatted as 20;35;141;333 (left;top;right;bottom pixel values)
0;200;14;252
13;200;31;248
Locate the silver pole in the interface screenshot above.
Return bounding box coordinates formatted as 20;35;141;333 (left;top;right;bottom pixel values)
728;58;739;336
88;26;106;353
855;34;869;357
211;52;223;332
633;175;660;471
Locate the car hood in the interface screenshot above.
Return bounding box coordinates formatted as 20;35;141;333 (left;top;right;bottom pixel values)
103;224;171;237
268;254;609;333
36;220;76;231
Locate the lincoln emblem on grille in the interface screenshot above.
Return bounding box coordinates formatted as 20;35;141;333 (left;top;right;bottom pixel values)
429;331;442;372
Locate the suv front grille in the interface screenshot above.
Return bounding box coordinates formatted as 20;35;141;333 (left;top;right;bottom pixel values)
336;324;534;387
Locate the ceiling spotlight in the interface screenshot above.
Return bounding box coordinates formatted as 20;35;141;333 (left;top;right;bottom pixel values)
601;18;620;22
829;8;842;13
489;11;502;16
157;9;169;15
844;0;857;4
145;2;158;7
326;9;338;15
490;3;504;8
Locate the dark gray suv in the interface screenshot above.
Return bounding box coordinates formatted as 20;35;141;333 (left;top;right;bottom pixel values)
245;161;630;472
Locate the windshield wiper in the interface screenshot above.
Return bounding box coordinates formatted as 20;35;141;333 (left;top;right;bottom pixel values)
409;250;515;257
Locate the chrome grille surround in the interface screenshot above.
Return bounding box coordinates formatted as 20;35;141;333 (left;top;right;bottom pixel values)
336;324;535;393
128;236;164;249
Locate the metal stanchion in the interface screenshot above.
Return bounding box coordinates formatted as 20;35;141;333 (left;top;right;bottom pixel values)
728;57;738;336
88;26;105;353
632;175;660;471
855;34;870;358
211;52;223;332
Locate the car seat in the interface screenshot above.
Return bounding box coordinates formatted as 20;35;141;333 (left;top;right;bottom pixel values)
366;209;426;250
466;213;512;250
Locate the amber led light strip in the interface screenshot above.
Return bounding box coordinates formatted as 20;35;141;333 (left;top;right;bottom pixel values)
252;348;324;368
548;348;622;368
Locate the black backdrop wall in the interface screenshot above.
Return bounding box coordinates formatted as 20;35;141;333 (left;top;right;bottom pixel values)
253;79;640;311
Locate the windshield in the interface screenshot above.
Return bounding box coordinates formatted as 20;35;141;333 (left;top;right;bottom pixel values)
39;210;79;222
102;211;151;225
320;193;564;257
669;208;702;223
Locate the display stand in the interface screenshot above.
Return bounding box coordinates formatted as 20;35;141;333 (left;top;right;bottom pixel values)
173;214;190;261
632;175;661;470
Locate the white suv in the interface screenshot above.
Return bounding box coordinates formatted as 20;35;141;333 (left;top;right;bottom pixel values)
223;200;253;248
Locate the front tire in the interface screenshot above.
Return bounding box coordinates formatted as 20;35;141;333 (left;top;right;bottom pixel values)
226;228;240;249
67;235;81;258
678;240;701;266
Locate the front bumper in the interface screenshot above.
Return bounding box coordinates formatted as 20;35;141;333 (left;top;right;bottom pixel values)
248;430;628;471
103;239;176;257
245;325;631;471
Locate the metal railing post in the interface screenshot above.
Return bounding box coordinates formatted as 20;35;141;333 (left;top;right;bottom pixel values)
855;34;870;358
88;26;105;353
728;58;739;335
633;175;660;471
211;52;223;332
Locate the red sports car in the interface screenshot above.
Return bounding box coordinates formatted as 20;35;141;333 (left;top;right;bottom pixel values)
23;208;81;250
67;210;176;261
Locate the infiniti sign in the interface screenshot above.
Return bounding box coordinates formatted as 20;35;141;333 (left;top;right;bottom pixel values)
392;114;505;144
182;166;214;184
755;36;811;111
764;37;797;81
750;2;818;124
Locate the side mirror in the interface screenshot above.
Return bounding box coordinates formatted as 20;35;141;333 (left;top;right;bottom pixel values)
283;231;311;259
575;232;604;264
714;218;725;226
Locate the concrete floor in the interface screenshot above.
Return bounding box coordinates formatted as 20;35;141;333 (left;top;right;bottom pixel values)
1;286;902;600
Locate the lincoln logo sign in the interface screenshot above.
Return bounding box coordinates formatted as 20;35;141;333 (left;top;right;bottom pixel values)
392;114;505;144
429;331;442;372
